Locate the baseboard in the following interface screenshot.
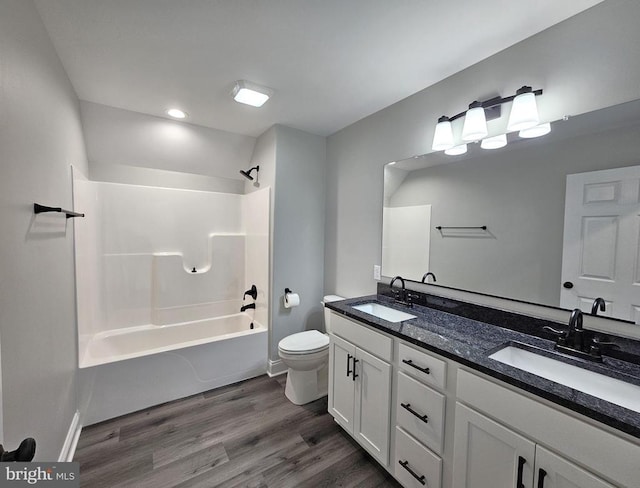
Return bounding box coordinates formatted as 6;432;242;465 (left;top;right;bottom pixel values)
267;359;287;377
58;411;82;462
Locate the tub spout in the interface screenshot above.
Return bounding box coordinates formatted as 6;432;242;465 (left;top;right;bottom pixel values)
241;303;256;312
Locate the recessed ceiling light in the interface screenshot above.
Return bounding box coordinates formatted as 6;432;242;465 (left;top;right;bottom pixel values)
166;108;187;119
232;80;273;108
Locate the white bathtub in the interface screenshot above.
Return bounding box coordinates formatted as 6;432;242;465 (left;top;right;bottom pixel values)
79;313;267;425
81;313;264;368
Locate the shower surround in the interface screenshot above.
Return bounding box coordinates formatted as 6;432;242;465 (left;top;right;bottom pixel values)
73;169;269;424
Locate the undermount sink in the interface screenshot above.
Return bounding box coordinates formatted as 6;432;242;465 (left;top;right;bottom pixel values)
489;344;640;413
351;302;417;323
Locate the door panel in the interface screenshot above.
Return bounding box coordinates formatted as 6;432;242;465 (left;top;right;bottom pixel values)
453;403;536;488
561;165;640;321
354;347;391;466
328;334;356;433
534;446;615;488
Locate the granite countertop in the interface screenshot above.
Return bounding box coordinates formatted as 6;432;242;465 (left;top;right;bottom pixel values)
326;294;640;439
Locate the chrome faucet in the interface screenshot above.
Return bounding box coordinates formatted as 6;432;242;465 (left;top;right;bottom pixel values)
591;297;606;316
421;272;436;283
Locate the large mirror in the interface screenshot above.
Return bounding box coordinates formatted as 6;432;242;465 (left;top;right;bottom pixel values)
383;98;640;323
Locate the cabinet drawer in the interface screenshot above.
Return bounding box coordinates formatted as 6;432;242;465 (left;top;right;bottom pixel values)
397;371;445;455
330;312;393;361
394;426;442;488
398;343;446;390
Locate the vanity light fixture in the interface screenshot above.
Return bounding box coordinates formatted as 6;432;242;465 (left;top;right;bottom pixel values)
232;80;273;107
507;86;540;131
519;122;551;138
480;133;507;150
462;102;489;141
431;116;455;151
444;144;468;156
431;85;544;154
166;108;187;119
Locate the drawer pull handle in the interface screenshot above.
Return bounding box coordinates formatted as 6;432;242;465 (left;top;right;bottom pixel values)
401;402;429;423
346;353;353;377
537;468;547;488
352;358;359;380
516;456;526;488
402;359;430;374
399;460;426;485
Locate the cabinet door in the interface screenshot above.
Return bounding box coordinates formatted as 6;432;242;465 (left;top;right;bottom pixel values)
354;347;392;466
534;446;616;488
453;403;536;488
328;334;356;433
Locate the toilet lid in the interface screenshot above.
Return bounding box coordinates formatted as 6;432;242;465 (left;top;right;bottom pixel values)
278;330;329;354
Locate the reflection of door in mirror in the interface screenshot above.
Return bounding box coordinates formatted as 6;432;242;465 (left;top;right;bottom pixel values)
382;205;431;282
561;165;640;323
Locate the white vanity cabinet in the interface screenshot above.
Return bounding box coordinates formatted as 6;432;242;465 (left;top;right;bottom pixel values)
454;369;635;488
327;310;640;488
453;403;615;488
328;313;393;465
394;343;448;488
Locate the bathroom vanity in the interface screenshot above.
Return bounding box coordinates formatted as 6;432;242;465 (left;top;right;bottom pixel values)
326;290;640;488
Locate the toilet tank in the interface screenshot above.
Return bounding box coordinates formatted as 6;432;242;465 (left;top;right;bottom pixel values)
322;295;344;334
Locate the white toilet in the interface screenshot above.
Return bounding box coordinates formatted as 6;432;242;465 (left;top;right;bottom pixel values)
278;294;344;405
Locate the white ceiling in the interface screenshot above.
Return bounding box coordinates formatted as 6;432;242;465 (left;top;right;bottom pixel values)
35;0;603;137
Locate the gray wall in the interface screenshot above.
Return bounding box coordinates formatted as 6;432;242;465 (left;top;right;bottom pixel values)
81;101;256;192
325;0;640;299
271;126;327;360
0;0;88;459
389;123;640;307
248;126;327;361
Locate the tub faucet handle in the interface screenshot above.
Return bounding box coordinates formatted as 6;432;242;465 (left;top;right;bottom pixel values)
244;285;258;300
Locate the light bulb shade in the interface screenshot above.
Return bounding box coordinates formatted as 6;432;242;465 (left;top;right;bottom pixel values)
507;92;539;131
445;144;467;156
432;119;454;151
462;106;488;141
519;122;551;138
480;134;508;150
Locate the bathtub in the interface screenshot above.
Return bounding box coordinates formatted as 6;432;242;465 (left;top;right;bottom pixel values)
79;313;267;425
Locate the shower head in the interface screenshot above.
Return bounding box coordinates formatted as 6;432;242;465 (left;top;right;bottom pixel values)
239;165;260;181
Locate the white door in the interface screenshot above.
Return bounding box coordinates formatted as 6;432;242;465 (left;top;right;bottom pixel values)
453;403;536;488
353;347;391;466
328;334;356;433
561;165;640;322
534;446;615;488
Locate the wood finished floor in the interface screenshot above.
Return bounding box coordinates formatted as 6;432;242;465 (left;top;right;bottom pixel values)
74;374;402;488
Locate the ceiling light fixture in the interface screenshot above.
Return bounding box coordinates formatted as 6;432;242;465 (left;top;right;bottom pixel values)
431;85;545;155
232;80;273;107
166;108;187;119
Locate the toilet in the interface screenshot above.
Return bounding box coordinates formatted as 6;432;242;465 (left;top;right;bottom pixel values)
278;294;344;405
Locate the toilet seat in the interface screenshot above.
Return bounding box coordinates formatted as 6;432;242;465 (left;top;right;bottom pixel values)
278;330;329;355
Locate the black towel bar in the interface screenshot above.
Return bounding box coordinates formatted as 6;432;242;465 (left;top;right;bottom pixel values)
34;203;85;219
436;225;486;230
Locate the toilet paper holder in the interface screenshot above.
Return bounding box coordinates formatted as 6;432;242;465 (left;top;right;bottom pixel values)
283;288;300;309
